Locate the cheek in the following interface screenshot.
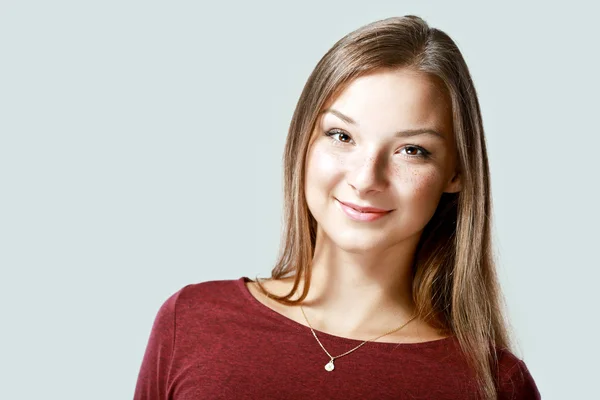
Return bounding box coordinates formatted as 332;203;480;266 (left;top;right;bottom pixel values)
391;164;445;203
305;145;344;190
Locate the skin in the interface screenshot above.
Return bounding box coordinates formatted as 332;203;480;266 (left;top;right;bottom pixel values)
247;67;462;343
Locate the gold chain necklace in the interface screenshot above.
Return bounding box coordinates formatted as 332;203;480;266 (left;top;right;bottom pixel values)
299;305;417;372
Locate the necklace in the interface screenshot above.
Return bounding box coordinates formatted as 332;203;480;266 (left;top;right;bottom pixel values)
299;305;417;372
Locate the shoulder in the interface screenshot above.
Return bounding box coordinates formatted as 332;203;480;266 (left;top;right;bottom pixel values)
149;278;248;338
495;348;541;400
153;278;243;321
177;278;240;300
172;278;243;311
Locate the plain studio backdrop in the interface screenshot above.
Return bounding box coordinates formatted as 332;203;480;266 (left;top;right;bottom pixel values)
1;1;598;399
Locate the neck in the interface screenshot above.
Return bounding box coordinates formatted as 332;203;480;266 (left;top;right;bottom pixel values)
295;227;422;339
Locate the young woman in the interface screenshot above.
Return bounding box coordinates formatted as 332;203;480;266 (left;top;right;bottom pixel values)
134;15;541;400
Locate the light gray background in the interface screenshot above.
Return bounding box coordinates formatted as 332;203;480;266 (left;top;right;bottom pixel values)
1;1;598;399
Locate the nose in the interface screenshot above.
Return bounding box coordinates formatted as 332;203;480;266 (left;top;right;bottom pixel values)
346;153;389;195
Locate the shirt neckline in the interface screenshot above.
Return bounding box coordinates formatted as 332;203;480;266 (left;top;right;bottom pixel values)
235;276;456;349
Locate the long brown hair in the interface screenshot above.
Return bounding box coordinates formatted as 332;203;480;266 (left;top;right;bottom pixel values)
255;15;516;400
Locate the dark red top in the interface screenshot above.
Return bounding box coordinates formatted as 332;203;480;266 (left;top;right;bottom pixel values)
134;277;541;399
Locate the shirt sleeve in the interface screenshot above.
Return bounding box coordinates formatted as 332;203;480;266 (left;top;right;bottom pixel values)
498;359;541;400
134;288;183;400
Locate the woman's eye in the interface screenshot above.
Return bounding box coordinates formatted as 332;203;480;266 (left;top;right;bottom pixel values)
325;129;353;144
399;145;431;159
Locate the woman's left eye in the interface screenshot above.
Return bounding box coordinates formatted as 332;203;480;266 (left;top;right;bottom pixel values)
399;145;431;159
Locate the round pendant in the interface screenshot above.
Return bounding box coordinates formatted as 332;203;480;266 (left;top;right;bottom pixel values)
324;360;335;372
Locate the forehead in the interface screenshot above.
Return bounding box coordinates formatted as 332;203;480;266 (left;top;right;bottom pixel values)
321;69;452;137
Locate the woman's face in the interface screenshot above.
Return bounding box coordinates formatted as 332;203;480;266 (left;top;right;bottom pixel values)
304;68;461;253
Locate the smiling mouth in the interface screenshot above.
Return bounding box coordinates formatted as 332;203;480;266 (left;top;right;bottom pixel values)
335;198;393;222
335;198;393;213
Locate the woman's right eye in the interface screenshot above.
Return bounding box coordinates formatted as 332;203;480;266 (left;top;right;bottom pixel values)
325;129;353;144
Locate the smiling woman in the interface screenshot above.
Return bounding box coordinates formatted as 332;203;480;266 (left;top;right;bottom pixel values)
134;15;540;400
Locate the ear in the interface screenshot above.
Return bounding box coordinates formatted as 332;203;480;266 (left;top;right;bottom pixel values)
443;170;462;193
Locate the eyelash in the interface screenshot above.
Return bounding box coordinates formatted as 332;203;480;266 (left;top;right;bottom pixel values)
324;129;431;159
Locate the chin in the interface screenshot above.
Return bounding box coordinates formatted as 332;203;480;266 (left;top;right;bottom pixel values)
327;231;391;254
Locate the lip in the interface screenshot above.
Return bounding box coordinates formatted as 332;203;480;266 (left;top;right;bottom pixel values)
336;199;392;213
336;199;393;222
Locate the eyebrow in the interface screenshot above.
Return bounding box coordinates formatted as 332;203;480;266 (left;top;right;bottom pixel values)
321;108;446;140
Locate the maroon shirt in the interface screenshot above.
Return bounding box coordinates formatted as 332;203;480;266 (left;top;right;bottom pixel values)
134;277;541;399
